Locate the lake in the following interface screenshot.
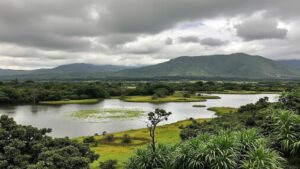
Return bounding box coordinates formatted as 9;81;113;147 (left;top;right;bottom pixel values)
0;94;278;138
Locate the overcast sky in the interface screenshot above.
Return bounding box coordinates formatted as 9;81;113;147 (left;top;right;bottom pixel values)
0;0;300;69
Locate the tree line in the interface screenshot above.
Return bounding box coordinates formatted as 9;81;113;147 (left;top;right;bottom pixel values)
0;80;298;104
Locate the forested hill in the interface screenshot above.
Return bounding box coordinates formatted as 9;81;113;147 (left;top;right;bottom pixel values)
277;60;300;69
0;63;133;78
0;53;300;80
116;53;300;79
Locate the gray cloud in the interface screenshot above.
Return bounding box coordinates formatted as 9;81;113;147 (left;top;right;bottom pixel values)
178;36;200;43
235;17;288;41
165;38;173;45
0;0;298;50
0;0;300;69
200;38;228;46
179;36;228;46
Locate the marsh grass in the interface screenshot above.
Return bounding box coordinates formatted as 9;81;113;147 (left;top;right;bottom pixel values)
192;105;206;107
39;99;99;105
207;107;237;116
122;95;207;103
71;108;145;120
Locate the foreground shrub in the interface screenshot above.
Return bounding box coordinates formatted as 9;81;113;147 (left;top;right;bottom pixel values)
99;160;117;169
126;144;174;169
0;115;99;169
126;129;284;169
242;146;284;169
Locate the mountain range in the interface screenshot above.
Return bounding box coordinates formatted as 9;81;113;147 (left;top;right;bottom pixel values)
277;60;300;69
0;53;299;80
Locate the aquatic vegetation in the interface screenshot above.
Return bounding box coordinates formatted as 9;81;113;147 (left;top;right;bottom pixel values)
71;108;145;121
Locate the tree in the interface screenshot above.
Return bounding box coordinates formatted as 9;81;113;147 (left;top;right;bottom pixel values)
147;109;172;152
83;136;96;144
0;115;99;169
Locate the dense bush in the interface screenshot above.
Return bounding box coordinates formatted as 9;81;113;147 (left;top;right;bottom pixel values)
279;89;300;114
99;160;117;169
83;136;96;144
105;134;114;142
0;115;99;169
126;129;284;169
122;134;132;144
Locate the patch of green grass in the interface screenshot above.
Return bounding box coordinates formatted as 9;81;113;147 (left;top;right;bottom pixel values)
208;90;279;94
122;95;207;103
207;107;237;115
199;95;221;99
71;108;144;120
39;99;99;105
192;105;206;107
76;118;207;169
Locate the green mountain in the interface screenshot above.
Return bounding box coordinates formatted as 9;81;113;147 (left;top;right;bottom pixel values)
31;63;132;75
116;53;300;79
0;54;299;80
277;60;300;69
0;63;132;78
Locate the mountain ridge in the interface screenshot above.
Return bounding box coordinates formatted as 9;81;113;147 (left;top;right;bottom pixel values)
115;53;300;79
0;53;299;80
277;60;300;69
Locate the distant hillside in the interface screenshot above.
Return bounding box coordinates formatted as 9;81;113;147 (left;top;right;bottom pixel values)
31;63;132;74
0;69;30;77
0;63;133;77
277;60;300;69
116;53;300;79
0;54;299;80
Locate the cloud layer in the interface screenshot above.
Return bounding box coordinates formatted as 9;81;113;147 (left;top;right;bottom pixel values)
0;0;299;69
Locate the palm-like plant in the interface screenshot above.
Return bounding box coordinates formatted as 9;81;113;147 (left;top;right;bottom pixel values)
126;129;286;169
172;138;206;169
238;128;267;152
271;110;300;155
242;146;284;169
125;144;174;169
205;132;239;169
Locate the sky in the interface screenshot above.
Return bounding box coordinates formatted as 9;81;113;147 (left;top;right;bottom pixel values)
0;0;300;69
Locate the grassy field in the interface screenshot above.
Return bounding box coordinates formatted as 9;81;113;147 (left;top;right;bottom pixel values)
76;118;208;169
39;99;100;105
206;90;280;94
121;93;220;103
192;104;206;107
207;107;237;115
71;109;144;120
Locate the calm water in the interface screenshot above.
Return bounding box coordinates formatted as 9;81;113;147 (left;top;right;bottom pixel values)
0;94;278;138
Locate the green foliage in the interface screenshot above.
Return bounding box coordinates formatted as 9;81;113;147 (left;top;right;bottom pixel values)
99;160;117;169
126;129;284;169
84;136;96;144
122;134;132;144
147;109;172;152
105;134;114;142
267;109;300;156
279;89;300;114
242;146;284;169
117;53;300;79
0;115;98;169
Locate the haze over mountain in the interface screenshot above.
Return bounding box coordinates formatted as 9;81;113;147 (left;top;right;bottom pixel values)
0;64;132;77
0;53;299;80
116;53;300;79
277;60;300;69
